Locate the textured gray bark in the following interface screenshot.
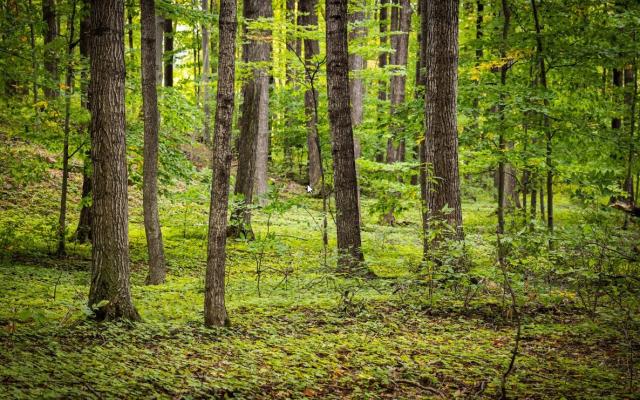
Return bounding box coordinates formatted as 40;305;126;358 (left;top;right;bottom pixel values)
205;0;237;328
229;0;272;237
141;0;167;285
88;0;140;321
299;0;321;189
42;0;59;98
424;0;463;241
326;0;364;270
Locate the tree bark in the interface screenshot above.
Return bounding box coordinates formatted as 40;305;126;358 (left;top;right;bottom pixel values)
497;0;510;235
164;16;174;87
229;0;273;237
141;0;167;285
299;0;322;190
42;0;59;98
88;0;140;322
326;0;364;270
205;0;237;328
423;0;463;242
155;15;164;84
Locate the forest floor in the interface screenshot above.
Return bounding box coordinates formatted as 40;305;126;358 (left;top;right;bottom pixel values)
0;143;638;399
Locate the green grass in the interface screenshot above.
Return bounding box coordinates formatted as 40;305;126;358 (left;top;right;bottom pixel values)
0;165;637;399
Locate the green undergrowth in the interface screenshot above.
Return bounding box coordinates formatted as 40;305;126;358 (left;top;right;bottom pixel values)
1;157;638;399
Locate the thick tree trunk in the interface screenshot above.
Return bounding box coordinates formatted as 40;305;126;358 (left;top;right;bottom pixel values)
164;16;173;87
88;0;140;322
141;0;167;285
423;0;463;242
42;0;59;98
76;3;92;244
299;0;321;190
201;0;211;144
229;0;272;237
326;0;364;270
205;0;237;328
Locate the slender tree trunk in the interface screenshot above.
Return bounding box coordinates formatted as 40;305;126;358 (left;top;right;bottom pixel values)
376;0;389;163
386;0;411;163
141;0;167;285
164;16;173;87
76;2;92;244
229;0;273;237
28;0;38;104
205;0;237;328
300;0;321;189
326;0;364;270
531;0;553;233
497;0;510;235
423;0;463;242
42;0;59;98
155;15;164;83
284;0;298;173
56;0;78;257
88;0;140;321
417;0;429;256
348;0;365;135
201;0;211;144
624;63;636;203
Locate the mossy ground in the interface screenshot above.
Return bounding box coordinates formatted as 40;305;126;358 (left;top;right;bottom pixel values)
0;156;637;399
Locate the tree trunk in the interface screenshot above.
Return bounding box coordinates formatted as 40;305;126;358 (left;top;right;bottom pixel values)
417;0;428;256
205;0;237;328
201;0;211;144
376;0;389;163
141;0;167;285
531;0;553;233
423;0;463;242
497;0;510;235
326;0;364;270
155;15;164;84
76;2;92;244
386;0;411;163
42;0;59;98
56;0;78;257
299;0;321;190
229;0;273;237
88;0;140;322
623;63;636;204
164;16;173;87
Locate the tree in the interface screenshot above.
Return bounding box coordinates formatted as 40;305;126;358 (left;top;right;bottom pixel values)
201;0;211;144
164;14;174;87
423;0;463;242
88;0;140;321
205;0;237;328
229;0;273;238
42;0;59;98
75;2;92;244
326;0;364;270
141;0;168;285
299;0;322;190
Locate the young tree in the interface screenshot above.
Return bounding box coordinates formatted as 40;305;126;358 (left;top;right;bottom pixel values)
88;0;140;321
229;0;273;238
42;0;59;98
164;15;174;87
141;0;167;285
299;0;322;190
423;0;463;242
326;0;364;270
201;0;211;144
205;0;237;328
